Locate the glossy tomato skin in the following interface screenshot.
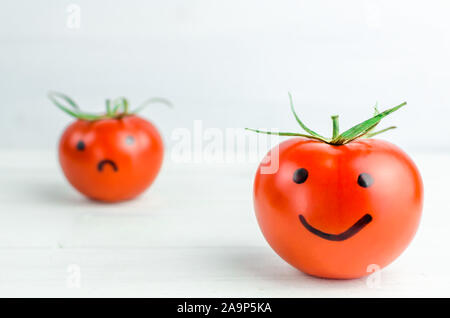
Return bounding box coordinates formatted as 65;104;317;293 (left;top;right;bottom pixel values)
254;138;423;279
59;115;163;202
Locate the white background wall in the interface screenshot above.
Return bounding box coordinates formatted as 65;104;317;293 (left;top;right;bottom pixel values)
1;0;449;152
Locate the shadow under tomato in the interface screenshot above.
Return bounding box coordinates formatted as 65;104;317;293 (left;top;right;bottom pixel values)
19;180;129;207
217;247;367;290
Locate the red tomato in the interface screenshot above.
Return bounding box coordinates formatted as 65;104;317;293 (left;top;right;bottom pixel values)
59;115;163;202
254;138;423;279
248;97;423;279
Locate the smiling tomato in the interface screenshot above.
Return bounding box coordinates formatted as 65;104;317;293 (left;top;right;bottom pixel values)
247;95;423;279
50;92;170;202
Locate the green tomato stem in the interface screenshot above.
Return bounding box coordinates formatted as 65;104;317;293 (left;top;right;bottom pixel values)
331;115;339;139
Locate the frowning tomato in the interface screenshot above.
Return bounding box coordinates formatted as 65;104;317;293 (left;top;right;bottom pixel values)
50;92;170;202
247;95;423;279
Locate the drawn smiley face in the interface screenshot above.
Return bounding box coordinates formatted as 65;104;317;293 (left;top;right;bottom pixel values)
296;169;373;241
253;138;423;279
59;116;163;202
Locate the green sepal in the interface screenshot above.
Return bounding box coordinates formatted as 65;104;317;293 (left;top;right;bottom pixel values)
288;93;326;139
331;102;406;145
245;128;329;142
364;126;397;138
48;91;105;121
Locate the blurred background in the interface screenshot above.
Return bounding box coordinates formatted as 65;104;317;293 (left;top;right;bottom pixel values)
1;0;449;153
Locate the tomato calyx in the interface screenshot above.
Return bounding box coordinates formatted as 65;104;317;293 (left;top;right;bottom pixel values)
246;93;406;145
48;91;172;121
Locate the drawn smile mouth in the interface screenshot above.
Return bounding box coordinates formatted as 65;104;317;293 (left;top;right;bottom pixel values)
97;159;118;172
298;214;372;241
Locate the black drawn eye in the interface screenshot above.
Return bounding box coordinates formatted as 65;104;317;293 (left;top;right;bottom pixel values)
125;136;135;145
76;141;86;151
293;168;308;184
358;173;374;188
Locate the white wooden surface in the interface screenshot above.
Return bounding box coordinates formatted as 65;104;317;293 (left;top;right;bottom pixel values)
0;151;448;297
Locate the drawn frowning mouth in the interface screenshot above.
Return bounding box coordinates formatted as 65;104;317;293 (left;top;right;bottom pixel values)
97;159;118;172
298;214;373;241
